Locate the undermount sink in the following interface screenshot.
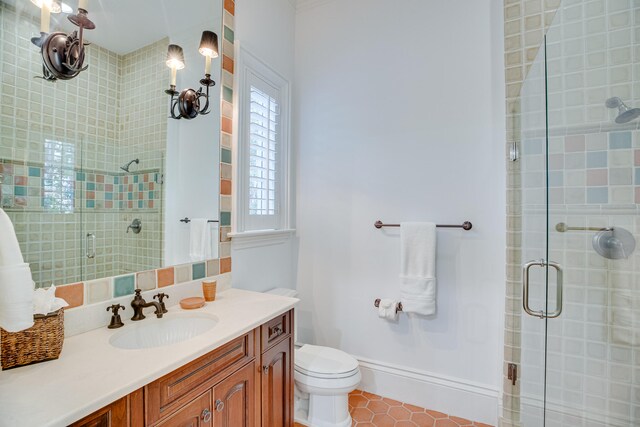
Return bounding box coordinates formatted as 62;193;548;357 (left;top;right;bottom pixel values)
109;312;218;350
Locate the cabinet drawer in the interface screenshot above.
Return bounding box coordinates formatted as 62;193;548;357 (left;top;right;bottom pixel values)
261;310;291;352
146;331;255;425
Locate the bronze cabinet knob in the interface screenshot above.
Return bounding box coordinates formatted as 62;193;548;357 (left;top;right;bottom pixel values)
201;408;212;422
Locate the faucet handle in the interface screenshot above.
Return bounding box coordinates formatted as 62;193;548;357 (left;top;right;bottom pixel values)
154;292;169;302
154;293;169;314
134;289;143;298
106;304;125;315
106;304;125;329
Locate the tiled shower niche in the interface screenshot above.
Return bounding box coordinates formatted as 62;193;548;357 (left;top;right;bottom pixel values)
0;3;167;287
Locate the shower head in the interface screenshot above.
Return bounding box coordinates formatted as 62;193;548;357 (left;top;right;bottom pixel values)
606;97;640;124
120;158;139;173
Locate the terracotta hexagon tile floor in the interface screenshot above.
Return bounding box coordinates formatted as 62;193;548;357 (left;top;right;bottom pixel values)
294;389;494;427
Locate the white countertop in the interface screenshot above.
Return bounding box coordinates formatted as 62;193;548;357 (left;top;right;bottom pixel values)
0;289;298;427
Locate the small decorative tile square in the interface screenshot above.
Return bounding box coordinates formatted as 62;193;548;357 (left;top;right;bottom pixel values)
114;275;135;297
157;267;174;288
294;390;493;427
136;270;157;291
54;283;84;308
207;259;220;277
175;264;191;284
192;262;206;280
85;278;112;304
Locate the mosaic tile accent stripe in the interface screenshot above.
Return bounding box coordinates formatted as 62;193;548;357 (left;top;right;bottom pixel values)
294;389;493;427
219;0;235;274
0;161;161;211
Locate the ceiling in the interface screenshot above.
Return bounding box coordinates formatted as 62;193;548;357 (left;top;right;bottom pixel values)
5;0;221;55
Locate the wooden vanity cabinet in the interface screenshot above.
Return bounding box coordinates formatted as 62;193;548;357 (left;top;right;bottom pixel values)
70;310;294;427
70;389;144;427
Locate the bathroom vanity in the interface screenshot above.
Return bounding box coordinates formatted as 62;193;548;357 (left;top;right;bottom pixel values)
72;311;292;426
0;289;296;427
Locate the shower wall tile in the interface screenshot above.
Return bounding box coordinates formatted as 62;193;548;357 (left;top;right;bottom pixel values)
610;132;632;149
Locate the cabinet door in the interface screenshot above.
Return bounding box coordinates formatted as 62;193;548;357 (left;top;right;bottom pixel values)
155;391;212;427
70;396;128;427
261;337;292;427
212;361;257;427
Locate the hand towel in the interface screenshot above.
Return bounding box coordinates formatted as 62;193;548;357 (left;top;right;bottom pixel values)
400;222;437;315
0;208;34;332
189;218;212;261
0;264;34;332
378;298;398;320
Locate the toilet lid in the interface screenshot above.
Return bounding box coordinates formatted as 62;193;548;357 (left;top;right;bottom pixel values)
295;345;359;378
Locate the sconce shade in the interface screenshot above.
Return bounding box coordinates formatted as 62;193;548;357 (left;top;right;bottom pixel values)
31;0;62;13
166;44;185;70
198;31;219;58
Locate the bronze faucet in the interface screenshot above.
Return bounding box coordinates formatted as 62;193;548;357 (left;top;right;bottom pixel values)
131;289;164;321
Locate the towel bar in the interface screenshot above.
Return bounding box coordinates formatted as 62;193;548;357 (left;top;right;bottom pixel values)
374;220;472;230
374;298;403;313
180;217;219;224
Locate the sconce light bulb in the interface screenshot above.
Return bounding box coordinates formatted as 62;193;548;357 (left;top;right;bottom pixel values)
166;58;185;71
198;31;219;59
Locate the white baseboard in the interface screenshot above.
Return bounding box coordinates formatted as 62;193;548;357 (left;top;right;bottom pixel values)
354;356;499;426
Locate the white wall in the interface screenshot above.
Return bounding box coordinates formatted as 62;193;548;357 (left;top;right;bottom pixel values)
294;0;505;423
230;0;297;292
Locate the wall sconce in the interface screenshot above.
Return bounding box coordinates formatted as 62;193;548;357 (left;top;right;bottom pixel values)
165;31;219;120
31;0;95;82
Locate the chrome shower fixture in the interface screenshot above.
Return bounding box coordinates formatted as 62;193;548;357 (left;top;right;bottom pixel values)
606;97;640;124
120;158;139;173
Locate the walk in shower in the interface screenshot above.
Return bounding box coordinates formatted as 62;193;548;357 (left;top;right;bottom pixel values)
510;0;640;425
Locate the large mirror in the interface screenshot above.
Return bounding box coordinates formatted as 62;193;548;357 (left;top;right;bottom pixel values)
0;0;222;288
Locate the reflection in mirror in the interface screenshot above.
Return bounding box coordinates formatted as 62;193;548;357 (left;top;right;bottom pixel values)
0;0;221;288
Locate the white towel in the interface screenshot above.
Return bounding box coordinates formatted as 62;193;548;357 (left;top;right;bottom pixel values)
378;298;398;320
400;222;437;315
189;218;212;261
0;208;34;332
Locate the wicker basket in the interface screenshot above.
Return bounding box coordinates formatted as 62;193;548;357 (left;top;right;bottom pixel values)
0;309;64;370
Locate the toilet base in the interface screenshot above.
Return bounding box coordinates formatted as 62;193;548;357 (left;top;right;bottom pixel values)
294;386;352;427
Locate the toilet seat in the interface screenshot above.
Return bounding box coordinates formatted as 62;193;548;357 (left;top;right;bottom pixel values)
294;345;360;379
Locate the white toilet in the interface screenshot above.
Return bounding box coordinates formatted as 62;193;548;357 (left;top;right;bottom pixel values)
265;288;361;427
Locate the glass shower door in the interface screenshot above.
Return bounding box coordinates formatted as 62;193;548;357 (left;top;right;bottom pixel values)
519;1;640;425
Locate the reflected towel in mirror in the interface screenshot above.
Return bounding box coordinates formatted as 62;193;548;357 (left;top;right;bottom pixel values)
189;218;213;261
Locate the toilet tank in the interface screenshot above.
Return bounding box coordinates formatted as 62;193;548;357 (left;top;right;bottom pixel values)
264;288;298;342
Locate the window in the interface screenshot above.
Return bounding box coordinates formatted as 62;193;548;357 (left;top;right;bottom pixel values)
43;139;75;213
236;48;291;236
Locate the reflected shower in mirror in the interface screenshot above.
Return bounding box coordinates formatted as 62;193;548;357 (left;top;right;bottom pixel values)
0;0;222;288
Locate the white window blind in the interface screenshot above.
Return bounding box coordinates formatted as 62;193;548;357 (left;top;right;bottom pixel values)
248;84;279;217
236;49;290;235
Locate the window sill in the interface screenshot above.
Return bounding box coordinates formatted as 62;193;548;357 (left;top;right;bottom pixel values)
228;229;296;250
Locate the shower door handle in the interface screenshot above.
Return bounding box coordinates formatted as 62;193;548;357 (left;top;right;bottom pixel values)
522;259;563;319
523;260;545;319
86;233;96;259
545;261;563;318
